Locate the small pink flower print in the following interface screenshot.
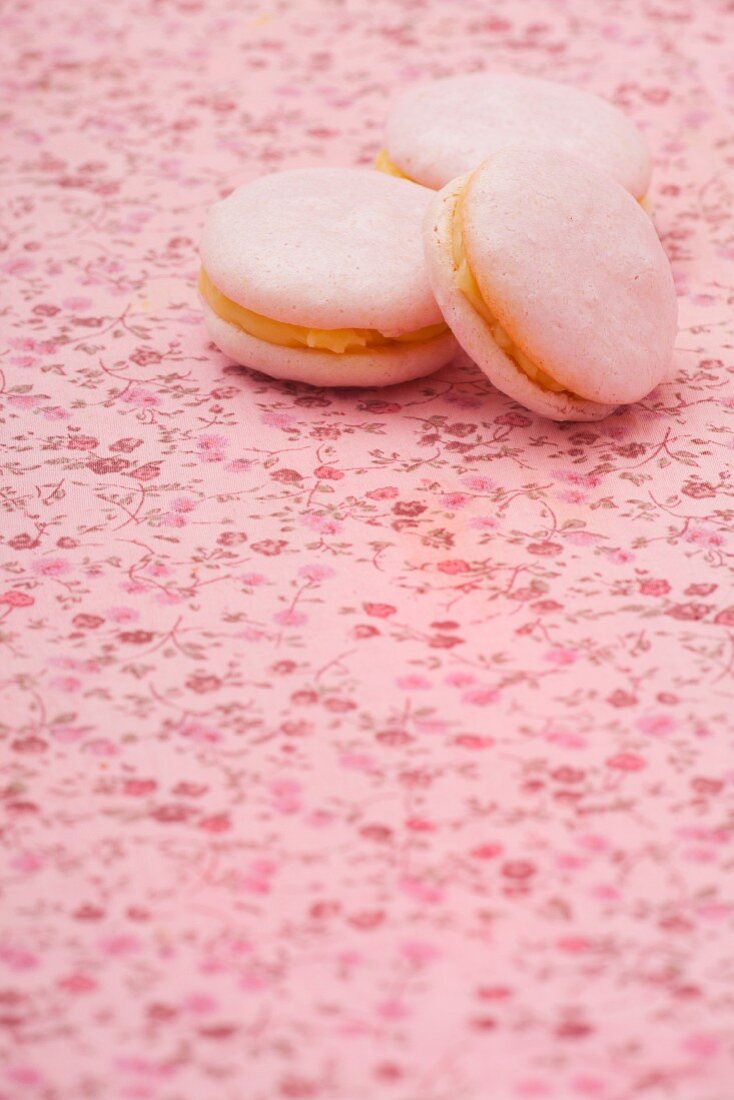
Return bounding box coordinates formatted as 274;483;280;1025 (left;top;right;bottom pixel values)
185;673;222;693
32;557;71;577
50;676;82;693
130;348;163;366
57;973;96;993
199;814;230;833
67;433;99;450
501;861;536;880
109;437;142;453
121;386;160;407
462;474;496;491
0;590;35;607
637;714;676;736
686;583;717;596
88;457;131;475
668;602;710;621
298;564;335;582
715;607;734;626
241;572;267;586
607;752;646;771
129;462;161;482
274;609;308;627
396;675;431;690
196;434;227;462
107;606;139;623
639;578;671;596
461;689;500;706
366;487;398;500
271;468;303;484
440;492;469;509
472;843;503;860
363;602;396;617
437;559;470;574
314;465;344;480
527;541;562;556
122;779;157;796
544;648;577;665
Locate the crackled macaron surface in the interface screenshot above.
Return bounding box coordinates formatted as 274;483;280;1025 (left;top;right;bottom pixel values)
423;146;677;422
380;73;652;199
199;167;456;387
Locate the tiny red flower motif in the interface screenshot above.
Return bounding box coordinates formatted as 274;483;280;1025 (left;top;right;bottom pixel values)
352;624;379;639
471;844;503;860
57;973;96;994
495;412;531;427
314;465;344;480
122;779;157;796
428;634;464;648
526;541;562;556
185;673;222;693
108;437;142;453
271;468;303;483
151;805;192;823
0;590;35;607
606;689;637;708
714;607;734;626
119;630;154;644
392;500;425;517
87;457;131;475
668;602;710;621
437;559;470;574
199;814;230;833
128;462;161;482
375;729;413;747
363;602;396;618
72;614;104;629
348;910;384;930
67;433;99;450
130;348;163;366
501;861;536;879
8;534;39;550
691;777;723;795
607;752;646;771
455;734;494;749
639;579;671;596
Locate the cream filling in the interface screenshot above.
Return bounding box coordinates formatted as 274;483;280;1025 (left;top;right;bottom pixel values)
451;181;570;394
199;268;448;354
374;149;415;181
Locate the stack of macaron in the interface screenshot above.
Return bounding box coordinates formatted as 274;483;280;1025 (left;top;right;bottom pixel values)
199;73;677;421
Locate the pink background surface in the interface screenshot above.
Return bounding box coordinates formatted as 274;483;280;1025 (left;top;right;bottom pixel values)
2;1;734;1098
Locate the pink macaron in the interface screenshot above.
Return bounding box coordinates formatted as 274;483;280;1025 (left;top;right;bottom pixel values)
423;146;677;421
379;73;652;200
199;167;457;387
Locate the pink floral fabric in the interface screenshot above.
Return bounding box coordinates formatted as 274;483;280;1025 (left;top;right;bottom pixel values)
2;0;734;1097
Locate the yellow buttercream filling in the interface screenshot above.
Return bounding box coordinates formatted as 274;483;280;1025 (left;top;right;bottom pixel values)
374;148;414;181
199;268;448;354
451;182;569;394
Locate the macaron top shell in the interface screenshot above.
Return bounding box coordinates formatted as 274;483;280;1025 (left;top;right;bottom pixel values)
385;74;652;197
200;167;443;335
452;147;677;405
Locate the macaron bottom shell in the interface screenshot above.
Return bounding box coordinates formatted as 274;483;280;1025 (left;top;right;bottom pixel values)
424;176;618;422
200;297;458;388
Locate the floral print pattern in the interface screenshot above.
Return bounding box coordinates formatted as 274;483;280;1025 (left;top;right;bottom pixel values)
2;0;734;1097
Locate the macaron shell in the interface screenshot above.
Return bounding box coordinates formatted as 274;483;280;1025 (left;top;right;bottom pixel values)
423;177;618;422
384;74;652;197
200;168;443;333
460;148;677;406
201;298;457;388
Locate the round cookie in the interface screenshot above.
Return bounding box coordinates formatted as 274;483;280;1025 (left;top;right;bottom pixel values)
379;74;652;199
423;146;677;422
199;167;457;387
